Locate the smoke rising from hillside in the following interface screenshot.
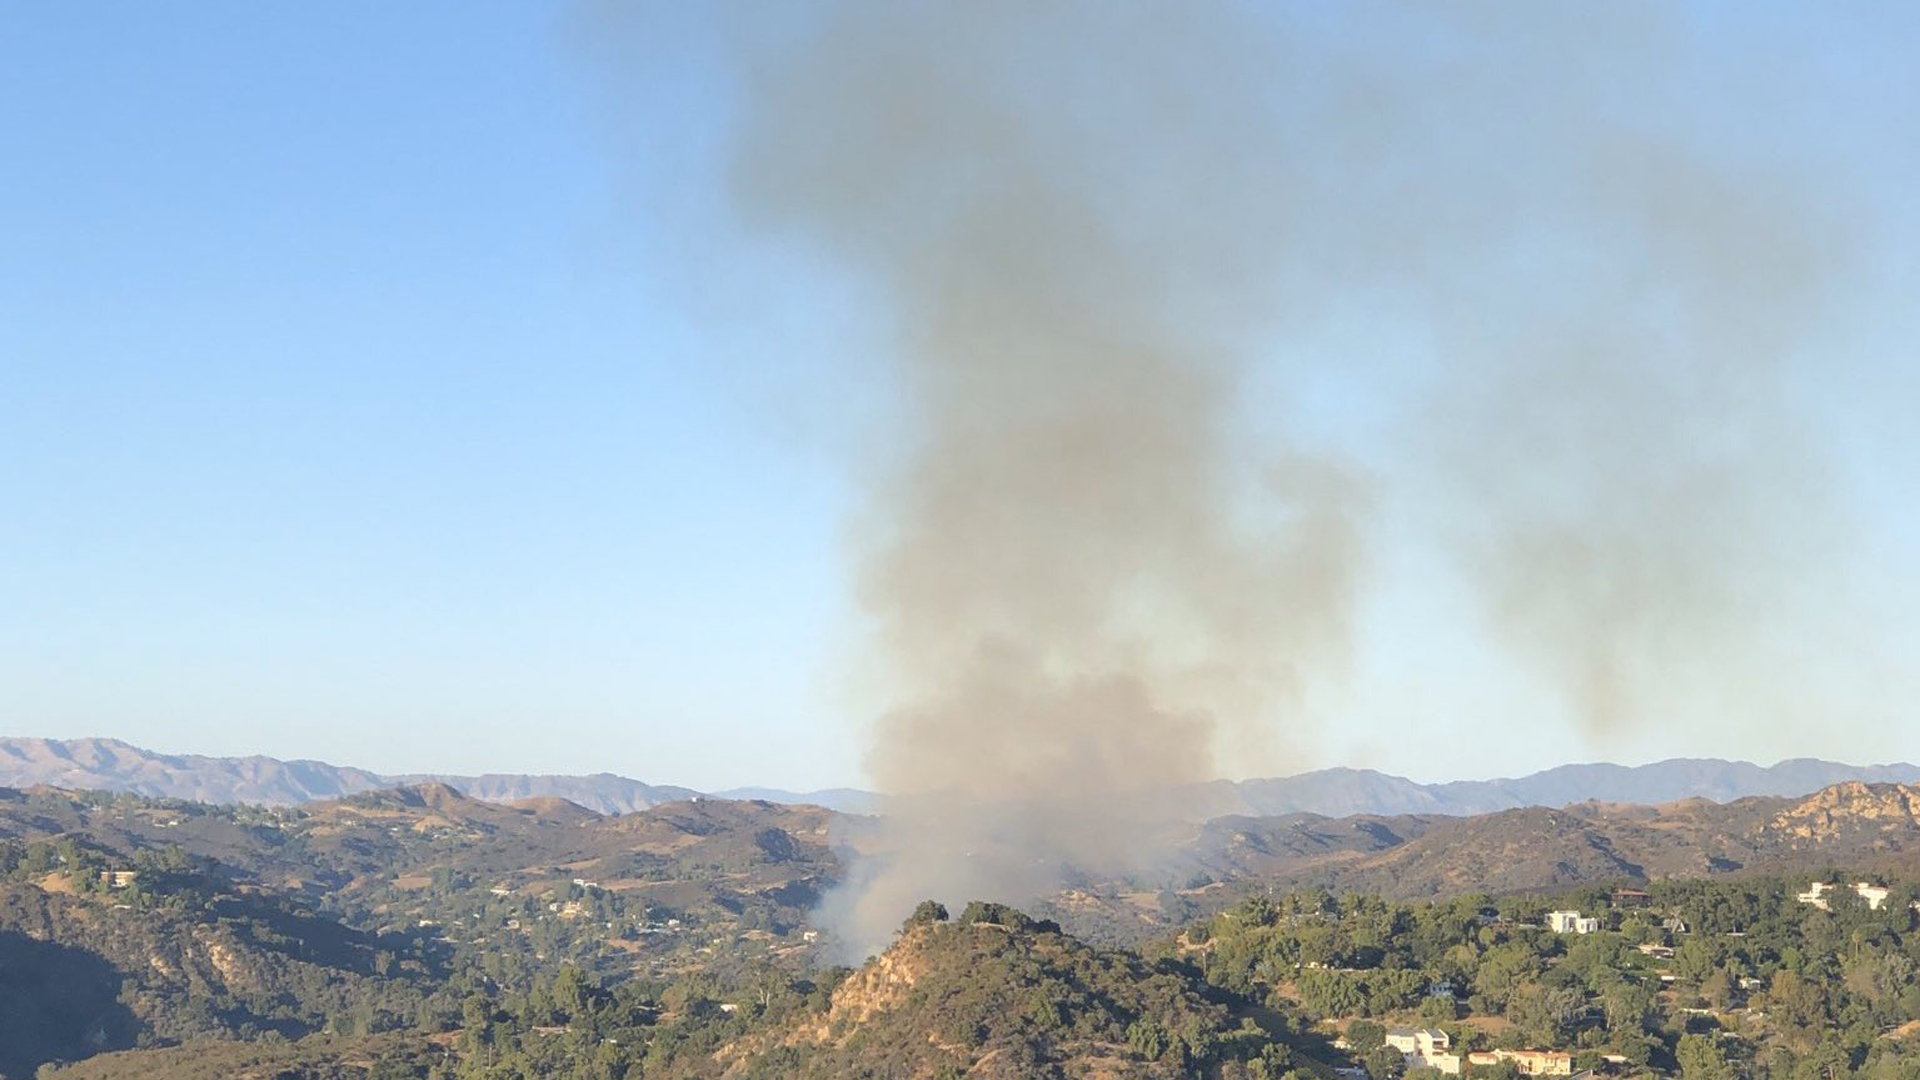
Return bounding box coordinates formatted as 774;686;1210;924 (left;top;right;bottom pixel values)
721;2;1367;955
583;1;1862;954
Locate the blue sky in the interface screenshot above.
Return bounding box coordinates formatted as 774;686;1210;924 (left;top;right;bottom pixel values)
4;3;1918;790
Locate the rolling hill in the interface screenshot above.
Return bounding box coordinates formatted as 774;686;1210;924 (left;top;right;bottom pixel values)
14;777;1920;1075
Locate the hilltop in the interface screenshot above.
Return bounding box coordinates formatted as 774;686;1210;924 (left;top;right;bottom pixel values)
710;902;1291;1079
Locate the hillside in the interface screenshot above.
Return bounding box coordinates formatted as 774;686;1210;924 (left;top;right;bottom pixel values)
17;777;1920;952
0;879;439;1077
13;780;1920;1075
710;902;1291;1079
34;1035;440;1080
29;904;1296;1080
1053;783;1920;942
0;784;842;987
0;784;847;1076
20;777;1920;961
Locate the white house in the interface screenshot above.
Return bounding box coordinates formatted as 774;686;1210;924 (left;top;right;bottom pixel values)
1385;1027;1461;1075
1546;910;1600;934
1797;881;1892;911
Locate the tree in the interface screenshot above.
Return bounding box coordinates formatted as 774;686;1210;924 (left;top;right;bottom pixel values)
1129;1018;1173;1061
1795;1042;1852;1080
1476;943;1544;1008
1601;980;1654;1035
1770;971;1832;1050
1676;1035;1738;1080
1366;1044;1408;1080
1348;1020;1387;1054
1702;968;1737;1011
1420;994;1463;1024
1507;982;1587;1046
550;965;593;1020
1299;969;1367;1018
903;900;950;932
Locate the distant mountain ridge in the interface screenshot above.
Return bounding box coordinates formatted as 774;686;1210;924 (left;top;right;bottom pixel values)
0;738;698;815
3;736;1916;817
1220;758;1920;818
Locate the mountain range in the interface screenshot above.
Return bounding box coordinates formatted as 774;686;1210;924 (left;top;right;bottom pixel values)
4;735;1917;817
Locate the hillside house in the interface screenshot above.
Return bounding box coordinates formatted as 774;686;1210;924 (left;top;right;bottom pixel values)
1546;910;1600;934
1661;915;1689;934
1386;1027;1461;1074
1612;888;1652;907
1797;881;1891;911
99;869;138;889
1467;1049;1574;1076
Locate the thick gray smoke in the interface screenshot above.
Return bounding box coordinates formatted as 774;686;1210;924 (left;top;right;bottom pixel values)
581;1;1863;956
722;2;1366;955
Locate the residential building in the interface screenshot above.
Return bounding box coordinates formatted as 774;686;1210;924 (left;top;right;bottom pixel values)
1796;882;1833;909
1467;1049;1574;1076
1796;881;1892;911
1386;1027;1460;1075
1546;910;1600;934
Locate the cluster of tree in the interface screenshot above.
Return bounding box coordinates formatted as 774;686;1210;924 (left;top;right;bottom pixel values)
1173;876;1920;1080
170;902;1306;1080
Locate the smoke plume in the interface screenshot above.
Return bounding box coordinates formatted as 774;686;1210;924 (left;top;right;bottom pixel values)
582;1;1868;955
721;2;1365;955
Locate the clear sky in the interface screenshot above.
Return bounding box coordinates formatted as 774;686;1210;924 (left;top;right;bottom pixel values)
4;3;1918;791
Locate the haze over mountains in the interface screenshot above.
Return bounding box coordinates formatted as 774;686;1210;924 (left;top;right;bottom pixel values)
5;737;1916;818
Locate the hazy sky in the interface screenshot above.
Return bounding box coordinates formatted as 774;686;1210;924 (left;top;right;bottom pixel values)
5;3;1919;792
